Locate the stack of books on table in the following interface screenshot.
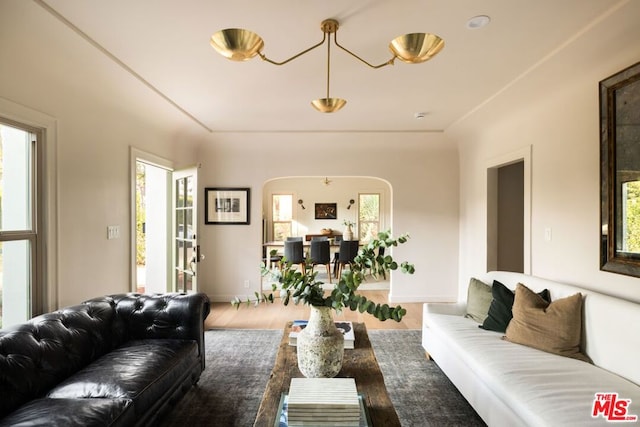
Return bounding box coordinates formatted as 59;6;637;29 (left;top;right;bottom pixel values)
287;378;361;427
288;320;355;349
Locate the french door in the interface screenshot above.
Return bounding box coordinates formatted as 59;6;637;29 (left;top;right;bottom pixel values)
173;167;199;293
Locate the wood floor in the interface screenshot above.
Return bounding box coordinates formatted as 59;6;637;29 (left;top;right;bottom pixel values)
205;290;423;330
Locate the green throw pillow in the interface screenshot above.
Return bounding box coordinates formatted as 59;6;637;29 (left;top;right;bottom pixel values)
479;280;550;333
464;278;493;323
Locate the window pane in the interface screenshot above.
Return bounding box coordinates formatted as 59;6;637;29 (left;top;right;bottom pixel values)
0;124;33;231
176;177;185;208
359;194;379;221
360;222;380;243
622;180;640;253
273;195;293;221
273;222;292;241
185;176;193;208
0;240;31;328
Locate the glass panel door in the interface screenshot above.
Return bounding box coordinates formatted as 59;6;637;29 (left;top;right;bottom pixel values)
173;167;198;293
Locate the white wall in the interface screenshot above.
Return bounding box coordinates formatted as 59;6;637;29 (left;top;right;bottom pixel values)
196;133;460;304
449;1;640;302
0;1;205;308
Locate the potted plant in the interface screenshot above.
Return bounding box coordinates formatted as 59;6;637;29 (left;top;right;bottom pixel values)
232;230;415;377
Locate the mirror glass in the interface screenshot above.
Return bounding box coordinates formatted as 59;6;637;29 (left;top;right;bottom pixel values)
600;61;640;276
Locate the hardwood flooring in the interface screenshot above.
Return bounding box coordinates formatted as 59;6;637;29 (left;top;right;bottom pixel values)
205;290;423;330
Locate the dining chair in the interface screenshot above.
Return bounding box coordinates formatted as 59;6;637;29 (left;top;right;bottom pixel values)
286;236;303;241
335;240;360;278
309;239;332;283
263;248;283;271
284;239;305;273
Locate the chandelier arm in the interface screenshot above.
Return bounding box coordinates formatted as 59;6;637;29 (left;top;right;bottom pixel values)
258;32;327;66
333;32;395;69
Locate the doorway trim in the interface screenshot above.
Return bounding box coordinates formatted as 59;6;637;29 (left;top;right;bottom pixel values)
486;146;532;274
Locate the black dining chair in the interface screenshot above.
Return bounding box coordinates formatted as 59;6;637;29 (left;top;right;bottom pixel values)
309;239;332;283
335;240;359;278
284;239;305;273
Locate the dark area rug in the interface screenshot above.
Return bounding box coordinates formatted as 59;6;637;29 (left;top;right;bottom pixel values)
160;329;485;427
368;330;485;427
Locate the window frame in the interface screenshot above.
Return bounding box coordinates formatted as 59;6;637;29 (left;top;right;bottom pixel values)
0;117;44;321
271;193;293;241
358;193;381;243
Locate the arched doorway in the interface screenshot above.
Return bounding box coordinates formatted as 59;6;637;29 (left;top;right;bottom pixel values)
261;176;392;291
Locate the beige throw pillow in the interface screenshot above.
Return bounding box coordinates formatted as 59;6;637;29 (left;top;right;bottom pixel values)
504;283;591;363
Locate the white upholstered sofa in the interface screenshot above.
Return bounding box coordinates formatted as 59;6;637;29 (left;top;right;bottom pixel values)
422;271;640;426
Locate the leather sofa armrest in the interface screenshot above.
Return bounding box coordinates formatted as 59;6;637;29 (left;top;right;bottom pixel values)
88;293;211;370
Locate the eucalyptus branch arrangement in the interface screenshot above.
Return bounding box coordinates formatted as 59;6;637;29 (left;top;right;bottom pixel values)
232;231;415;322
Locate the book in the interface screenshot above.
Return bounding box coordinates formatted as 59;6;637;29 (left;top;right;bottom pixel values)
288;320;355;349
276;395;371;427
286;378;361;427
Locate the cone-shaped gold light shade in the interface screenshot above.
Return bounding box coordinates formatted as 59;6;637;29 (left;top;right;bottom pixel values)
311;97;347;113
389;33;444;64
210;28;264;61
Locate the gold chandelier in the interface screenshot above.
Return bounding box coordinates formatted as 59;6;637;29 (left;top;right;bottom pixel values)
210;19;444;113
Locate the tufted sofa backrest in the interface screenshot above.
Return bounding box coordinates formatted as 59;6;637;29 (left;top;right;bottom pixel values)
0;299;116;417
84;293;210;359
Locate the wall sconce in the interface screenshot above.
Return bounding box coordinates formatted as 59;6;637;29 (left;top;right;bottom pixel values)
298;199;306;209
347;199;355;209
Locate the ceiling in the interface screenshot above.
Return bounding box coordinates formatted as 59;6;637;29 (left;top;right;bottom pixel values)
38;0;620;133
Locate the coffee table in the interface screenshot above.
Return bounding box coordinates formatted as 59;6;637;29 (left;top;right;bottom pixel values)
253;322;401;427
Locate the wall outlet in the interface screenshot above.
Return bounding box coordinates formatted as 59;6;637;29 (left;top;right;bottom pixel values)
243;280;250;289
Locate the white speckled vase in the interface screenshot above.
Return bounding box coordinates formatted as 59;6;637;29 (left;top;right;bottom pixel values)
343;225;354;241
297;306;344;378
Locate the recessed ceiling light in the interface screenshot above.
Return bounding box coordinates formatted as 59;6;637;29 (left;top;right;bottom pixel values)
414;112;427;119
466;15;491;30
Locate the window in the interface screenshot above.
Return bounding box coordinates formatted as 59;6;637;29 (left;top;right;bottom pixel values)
272;194;293;241
0;119;42;328
622;180;640;253
358;193;380;242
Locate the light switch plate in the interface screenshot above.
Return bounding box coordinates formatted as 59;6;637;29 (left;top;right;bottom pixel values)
107;225;120;240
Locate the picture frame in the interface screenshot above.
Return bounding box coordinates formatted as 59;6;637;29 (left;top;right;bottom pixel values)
314;202;337;220
205;187;250;225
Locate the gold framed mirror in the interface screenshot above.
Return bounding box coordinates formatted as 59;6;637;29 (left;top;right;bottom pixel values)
600;61;640;276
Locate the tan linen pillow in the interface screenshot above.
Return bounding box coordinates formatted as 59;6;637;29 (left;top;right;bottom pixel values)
464;277;493;323
504;283;591;363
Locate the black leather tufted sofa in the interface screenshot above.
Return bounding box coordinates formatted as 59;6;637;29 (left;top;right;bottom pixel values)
0;292;210;426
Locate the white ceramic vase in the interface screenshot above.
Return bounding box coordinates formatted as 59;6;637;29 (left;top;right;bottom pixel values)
343;225;354;241
297;305;344;378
